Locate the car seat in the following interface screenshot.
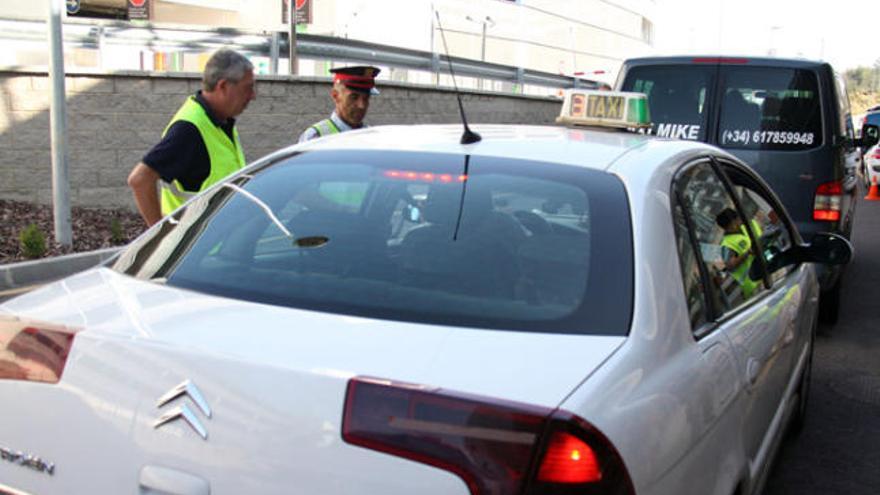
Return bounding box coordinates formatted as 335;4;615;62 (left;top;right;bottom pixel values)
399;182;521;297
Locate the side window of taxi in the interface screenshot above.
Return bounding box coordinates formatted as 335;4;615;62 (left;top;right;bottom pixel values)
718;163;794;285
672;201;708;328
673;162;767;321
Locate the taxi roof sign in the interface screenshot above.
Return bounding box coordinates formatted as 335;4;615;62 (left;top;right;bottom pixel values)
556;89;651;129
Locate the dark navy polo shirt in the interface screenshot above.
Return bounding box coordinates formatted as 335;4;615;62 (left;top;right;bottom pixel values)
142;92;237;192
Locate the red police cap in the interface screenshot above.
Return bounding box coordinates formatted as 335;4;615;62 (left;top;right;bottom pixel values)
330;66;381;95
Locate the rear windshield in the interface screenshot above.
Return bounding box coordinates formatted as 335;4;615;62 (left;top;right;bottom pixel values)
113;150;633;336
621;65;713;141
718;67;822;151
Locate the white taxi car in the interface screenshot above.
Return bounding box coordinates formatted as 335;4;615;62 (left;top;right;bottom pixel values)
0;91;851;495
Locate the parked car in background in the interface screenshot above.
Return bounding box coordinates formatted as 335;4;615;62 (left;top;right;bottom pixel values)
859;111;880;187
0;90;854;495
864;144;880;187
863;110;880;132
616;56;880;322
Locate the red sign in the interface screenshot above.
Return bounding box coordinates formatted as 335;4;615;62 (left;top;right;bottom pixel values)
282;0;312;24
128;0;150;20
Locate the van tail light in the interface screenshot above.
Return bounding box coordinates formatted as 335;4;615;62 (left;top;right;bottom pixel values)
813;180;842;222
0;316;79;384
342;377;634;495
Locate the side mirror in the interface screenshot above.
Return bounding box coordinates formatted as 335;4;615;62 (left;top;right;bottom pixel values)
858;124;879;149
752;232;852;279
798;232;852;265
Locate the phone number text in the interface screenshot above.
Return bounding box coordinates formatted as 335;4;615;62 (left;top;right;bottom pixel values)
721;130;815;146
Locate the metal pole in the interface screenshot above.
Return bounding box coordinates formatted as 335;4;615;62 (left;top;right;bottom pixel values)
270;31;279;75
288;0;298;75
481;21;486;61
430;3;438;85
47;0;71;246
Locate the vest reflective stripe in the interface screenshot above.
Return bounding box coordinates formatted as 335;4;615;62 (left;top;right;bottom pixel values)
311;118;340;138
160;179;197;203
159;96;246;215
741;219;763;238
721;232;759;297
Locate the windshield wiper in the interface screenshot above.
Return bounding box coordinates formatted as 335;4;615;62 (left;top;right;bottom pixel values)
220;183;293;239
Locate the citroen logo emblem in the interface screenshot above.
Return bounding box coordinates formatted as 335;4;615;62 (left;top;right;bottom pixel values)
153;380;212;440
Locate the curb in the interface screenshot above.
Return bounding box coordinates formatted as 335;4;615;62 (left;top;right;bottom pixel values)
0;247;122;292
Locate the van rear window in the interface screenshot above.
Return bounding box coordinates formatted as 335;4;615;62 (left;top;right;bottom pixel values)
718;67;822;151
621;65;712;141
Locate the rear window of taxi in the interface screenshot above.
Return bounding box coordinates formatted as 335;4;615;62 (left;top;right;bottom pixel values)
113;150;634;336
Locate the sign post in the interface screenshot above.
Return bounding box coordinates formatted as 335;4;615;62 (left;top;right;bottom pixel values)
283;0;312;75
289;0;297;75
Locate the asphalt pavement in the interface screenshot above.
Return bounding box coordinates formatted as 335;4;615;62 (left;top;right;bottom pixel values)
764;192;880;494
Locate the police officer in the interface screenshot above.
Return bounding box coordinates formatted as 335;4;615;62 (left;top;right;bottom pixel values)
298;66;380;142
127;49;256;227
716;208;759;298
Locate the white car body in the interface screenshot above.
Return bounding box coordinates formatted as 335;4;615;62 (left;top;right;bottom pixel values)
1;124;822;495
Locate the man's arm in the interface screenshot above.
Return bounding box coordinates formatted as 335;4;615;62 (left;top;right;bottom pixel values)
127;162;163;227
298;126;319;143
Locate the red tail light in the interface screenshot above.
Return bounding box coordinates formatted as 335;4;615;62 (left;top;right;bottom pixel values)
342;377;634;495
0;316;79;384
537;431;602;483
384;170;467;183
813;180;842;222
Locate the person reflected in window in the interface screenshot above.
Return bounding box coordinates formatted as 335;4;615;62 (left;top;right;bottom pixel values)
716;208;760;298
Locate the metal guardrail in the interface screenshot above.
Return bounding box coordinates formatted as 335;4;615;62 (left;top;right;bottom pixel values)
0;17;598;91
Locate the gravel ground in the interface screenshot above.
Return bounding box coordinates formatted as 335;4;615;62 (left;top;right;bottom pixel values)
0;199;145;264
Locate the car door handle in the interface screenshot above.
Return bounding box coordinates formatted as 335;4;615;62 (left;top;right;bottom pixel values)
746;357;761;386
139;465;210;495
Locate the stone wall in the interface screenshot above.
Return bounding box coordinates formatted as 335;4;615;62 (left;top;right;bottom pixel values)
0;71;561;209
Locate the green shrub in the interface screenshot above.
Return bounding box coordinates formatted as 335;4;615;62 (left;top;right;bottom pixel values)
19;223;47;259
110;218;124;244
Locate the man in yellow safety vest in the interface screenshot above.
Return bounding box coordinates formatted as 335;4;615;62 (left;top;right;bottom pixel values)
127;49;256;226
716;208;760;298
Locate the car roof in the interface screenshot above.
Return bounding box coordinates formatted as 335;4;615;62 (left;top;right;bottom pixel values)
621;55;830;70
283;123;717;174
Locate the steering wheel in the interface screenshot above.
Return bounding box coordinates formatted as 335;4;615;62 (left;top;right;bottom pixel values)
513;210;551;236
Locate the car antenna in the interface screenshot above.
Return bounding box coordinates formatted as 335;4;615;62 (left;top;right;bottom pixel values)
451;154;471;241
434;10;481;145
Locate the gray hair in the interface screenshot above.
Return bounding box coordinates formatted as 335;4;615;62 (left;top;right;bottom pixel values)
202;49;254;91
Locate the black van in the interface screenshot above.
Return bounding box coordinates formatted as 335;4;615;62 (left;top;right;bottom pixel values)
616;56;879;322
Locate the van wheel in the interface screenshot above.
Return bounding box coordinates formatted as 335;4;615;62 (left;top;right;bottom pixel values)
819;282;841;324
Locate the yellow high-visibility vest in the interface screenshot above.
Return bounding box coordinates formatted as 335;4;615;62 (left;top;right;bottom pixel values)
159;96;246;215
721;232;760;298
